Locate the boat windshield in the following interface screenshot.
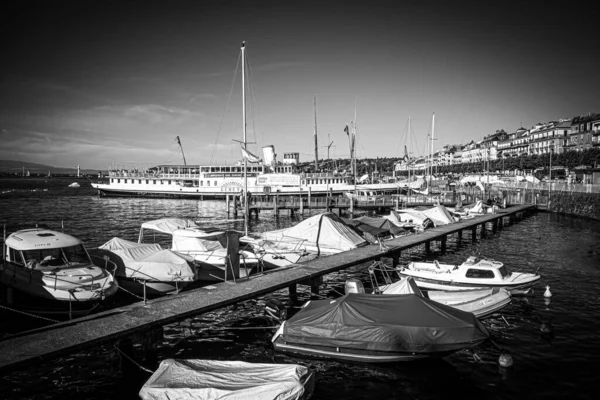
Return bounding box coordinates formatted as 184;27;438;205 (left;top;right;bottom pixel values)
498;265;510;277
22;245;91;269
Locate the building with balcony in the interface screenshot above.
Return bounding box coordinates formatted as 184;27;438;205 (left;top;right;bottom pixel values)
529;120;571;155
569;113;600;151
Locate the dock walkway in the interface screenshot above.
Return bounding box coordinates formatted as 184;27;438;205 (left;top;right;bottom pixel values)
0;204;535;374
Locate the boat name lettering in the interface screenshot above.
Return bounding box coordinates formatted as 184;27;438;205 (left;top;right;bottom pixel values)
478;298;495;306
34;243;52;247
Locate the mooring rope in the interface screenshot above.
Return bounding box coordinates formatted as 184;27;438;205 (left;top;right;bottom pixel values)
112;345;154;374
0;303;59;324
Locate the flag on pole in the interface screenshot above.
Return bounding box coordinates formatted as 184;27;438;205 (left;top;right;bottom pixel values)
241;147;262;163
344;125;349;135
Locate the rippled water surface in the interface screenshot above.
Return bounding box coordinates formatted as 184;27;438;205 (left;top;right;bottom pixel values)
1;178;600;399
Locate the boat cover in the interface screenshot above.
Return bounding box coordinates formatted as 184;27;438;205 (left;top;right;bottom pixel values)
139;359;312;400
96;237;196;281
172;231;224;252
391;209;434;228
261;213;367;252
353;216;407;235
140;218;200;234
419;205;455;226
281;293;489;354
381;276;423;296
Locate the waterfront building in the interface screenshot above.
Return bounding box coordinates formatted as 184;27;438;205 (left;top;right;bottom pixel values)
482;129;508;161
568;113;600;152
498;127;529;158
461;140;483;163
529;120;571;155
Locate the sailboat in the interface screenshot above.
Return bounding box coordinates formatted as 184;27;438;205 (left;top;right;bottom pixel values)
46;170;51;178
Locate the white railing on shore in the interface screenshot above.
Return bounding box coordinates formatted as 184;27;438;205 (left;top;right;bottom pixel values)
493;182;600;194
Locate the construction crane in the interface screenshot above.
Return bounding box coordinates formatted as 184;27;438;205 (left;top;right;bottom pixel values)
176;136;187;165
322;133;334;159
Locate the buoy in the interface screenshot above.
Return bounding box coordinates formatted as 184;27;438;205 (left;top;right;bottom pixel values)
544;285;552;298
498;352;513;368
540;320;553;334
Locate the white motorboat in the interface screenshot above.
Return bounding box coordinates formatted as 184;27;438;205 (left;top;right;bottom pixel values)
138;218;261;281
139;359;315;400
378;276;512;319
397;256;541;293
90;237;196;296
1;227;118;317
240;212;367;269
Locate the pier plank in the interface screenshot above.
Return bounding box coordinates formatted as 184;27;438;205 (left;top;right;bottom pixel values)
0;204;534;374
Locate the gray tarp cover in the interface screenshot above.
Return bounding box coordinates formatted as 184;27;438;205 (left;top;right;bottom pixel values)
139;359;312;400
282;293;489;354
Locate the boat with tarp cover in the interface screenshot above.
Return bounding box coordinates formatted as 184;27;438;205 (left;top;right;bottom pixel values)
241;212;367;268
272;293;489;363
89;237;196;296
139;359;315;400
138;218;261;281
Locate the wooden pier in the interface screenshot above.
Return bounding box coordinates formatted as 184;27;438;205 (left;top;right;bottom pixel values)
228;193;461;217
0;204;535;375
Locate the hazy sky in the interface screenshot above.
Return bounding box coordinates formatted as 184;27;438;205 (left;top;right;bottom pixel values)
1;0;598;169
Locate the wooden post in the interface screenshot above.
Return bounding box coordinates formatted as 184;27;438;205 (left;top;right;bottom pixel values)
457;230;462;244
392;251;401;266
425;241;431;253
288;283;297;305
308;187;312;209
273;194;278;215
226;194;230;215
492;220;497;233
233;195;238;218
481;223;486;237
300;192;304;214
310;276;322;299
498;216;503;230
441;237;447;253
225;231;240;280
472;226;477;241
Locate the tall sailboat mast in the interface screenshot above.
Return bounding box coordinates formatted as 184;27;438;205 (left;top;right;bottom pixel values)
242;41;248;236
408;116;411;184
353;96;358;185
314;95;319;171
430;113;435;189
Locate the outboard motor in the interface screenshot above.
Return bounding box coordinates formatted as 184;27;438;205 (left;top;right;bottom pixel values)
265;299;287;321
344;279;365;294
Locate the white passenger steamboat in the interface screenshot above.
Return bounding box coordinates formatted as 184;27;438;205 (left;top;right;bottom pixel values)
91;152;412;199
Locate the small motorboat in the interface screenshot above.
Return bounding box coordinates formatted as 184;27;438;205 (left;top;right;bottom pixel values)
89;237;196;297
68;182;80;188
1;227;118;318
378;276;511;319
139;218;261;281
272;293;489;363
139;359;315;400
397;256;541;293
241;213;367;269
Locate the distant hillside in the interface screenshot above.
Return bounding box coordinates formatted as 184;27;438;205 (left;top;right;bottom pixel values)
0;160;103;176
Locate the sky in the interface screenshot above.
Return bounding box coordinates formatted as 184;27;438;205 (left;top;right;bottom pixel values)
1;0;598;170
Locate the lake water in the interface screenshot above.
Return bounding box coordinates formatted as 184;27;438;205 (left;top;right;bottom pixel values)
1;177;599;399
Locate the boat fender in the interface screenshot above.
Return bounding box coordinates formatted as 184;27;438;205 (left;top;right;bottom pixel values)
498;352;513;368
543;285;552;298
